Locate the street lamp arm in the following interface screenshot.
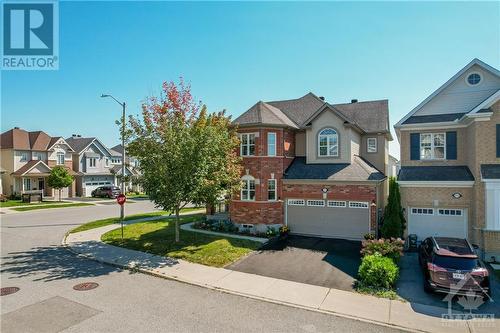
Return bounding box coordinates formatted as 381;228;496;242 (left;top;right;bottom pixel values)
101;94;125;107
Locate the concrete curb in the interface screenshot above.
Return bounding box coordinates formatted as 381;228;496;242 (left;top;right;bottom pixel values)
62;219;492;333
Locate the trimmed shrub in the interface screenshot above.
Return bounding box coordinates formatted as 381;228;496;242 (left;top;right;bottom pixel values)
361;237;404;263
358;253;399;289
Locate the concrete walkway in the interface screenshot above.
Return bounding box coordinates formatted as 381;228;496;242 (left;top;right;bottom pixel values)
63;221;497;333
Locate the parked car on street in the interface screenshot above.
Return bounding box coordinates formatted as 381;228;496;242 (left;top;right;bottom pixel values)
91;186;122;199
418;237;490;297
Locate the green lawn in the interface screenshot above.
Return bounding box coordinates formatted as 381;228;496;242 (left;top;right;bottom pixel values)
101;216;261;267
12;203;94;212
69;207;205;234
126;193;149;199
0;200;70;208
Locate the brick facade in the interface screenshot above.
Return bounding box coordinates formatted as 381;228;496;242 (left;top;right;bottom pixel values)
398;100;500;260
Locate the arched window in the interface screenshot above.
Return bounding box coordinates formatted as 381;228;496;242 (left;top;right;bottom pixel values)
241;175;256;201
318;128;338;157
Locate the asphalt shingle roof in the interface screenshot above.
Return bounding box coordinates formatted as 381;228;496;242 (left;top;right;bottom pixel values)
398;166;474;182
284;156;385;181
65;137;96;154
233;93;389;133
402;113;467;125
481;164;500;179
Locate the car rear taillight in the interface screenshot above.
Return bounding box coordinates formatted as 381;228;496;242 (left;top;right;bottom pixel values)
427;262;447;272
471;267;489;277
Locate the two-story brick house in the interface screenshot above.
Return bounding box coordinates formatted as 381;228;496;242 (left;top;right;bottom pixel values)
231;93;391;240
0;127;77;198
395;58;500;261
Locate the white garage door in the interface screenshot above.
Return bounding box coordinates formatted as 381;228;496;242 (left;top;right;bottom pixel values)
84;181;112;197
286;199;370;240
408;207;467;241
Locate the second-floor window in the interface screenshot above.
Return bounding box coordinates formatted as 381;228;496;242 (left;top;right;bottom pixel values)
240;133;256;156
33;152;44;160
318;128;338;157
241;178;256;201
267;132;276;156
267;179;276;201
89;157;97;168
105;158;109;167
420;133;445;160
367;138;377;153
56;152;65;165
20;152;29;162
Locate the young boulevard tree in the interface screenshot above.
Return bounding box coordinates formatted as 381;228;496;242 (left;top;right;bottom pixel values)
380;177;406;238
127;79;241;242
47;166;73;201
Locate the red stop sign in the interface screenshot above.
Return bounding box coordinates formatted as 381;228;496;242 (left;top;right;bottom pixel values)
117;194;126;205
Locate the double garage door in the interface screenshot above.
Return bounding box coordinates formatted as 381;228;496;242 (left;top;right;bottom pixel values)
408;207;467;241
84;181;113;197
286;199;370;241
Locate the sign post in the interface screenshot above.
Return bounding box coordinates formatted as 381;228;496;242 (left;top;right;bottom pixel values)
117;194;127;241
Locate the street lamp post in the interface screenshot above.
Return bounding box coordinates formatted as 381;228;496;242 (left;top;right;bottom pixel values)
101;94;126;221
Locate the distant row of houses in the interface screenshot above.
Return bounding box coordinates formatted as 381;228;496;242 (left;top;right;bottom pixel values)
0;127;140;198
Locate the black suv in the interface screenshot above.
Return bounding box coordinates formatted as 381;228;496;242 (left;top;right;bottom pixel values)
91;186;121;198
418;237;490;297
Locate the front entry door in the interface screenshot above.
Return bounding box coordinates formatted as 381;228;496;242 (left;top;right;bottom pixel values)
38;178;45;193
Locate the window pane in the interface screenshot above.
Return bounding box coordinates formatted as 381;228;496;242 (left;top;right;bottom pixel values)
329;145;338;156
249;180;255;190
421;134;431;144
319;136;328;146
242;180;248;190
268;180;275;189
434;134;445;146
242;146;248;156
320;128;336;135
267;133;275;145
319;146;327;156
328;136;337;145
248;134;255;145
421;147;432;159
249;190;255;200
249;145;255;155
241;135;248;144
434;147;445;158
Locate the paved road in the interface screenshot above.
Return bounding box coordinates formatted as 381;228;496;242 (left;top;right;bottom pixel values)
1;202;404;333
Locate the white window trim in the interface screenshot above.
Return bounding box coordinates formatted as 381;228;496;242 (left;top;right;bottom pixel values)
241;178;256;201
349;201;369;209
288;199;305;206
465;72;482;87
23;178;31;191
420;133;446;160
89;157;97;168
307;199;325;207
20;152;29;162
327;200;346;207
411;207;435;215
267;179;277;201
56;152;65;165
367;138;377;153
240;133;256;157
267;132;276;157
318;128;339;157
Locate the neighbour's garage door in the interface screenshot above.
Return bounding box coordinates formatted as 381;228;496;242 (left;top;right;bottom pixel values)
408;207;467;241
84;181;112;197
286;199;370;241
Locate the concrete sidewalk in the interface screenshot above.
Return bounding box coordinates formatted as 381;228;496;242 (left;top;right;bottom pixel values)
63;223;497;333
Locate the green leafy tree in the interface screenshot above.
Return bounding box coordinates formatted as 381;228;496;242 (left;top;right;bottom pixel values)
127;78;241;242
380;177;406;238
47;166;73;201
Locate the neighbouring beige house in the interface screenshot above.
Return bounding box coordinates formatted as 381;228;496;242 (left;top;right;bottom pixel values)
0;127;78;199
394;58;500;261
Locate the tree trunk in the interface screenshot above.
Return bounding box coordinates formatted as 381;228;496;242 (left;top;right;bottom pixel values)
59;189;62;202
175;207;180;243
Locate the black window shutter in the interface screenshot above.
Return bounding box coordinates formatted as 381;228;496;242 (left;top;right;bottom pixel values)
497;124;500;158
410;133;420;160
446;131;457;160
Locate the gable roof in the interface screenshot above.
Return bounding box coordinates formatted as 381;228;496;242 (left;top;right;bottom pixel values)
111;144;124;155
11;160;51;176
66;136;113;156
0;128;58;150
396;58;500;127
233;92;390;134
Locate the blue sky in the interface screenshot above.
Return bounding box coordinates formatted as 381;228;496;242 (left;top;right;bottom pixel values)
1;1;499;158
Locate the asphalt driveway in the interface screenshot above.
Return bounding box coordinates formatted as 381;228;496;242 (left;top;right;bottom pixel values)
228;235;361;291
